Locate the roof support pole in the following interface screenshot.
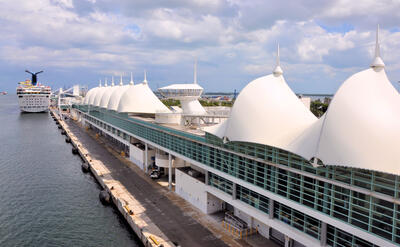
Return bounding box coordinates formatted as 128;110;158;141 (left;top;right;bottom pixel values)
168;153;172;190
284;235;292;247
145;143;148;173
269;198;274;219
320;222;327;247
232;183;237;200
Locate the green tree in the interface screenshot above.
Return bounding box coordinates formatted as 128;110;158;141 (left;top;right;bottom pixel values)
310;99;328;117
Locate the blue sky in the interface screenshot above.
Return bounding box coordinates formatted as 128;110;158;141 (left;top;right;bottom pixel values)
1;0;400;94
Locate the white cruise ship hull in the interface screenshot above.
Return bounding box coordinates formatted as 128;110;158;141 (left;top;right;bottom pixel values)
18;94;50;113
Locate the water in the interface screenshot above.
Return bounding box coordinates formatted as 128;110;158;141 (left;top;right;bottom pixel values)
0;95;141;247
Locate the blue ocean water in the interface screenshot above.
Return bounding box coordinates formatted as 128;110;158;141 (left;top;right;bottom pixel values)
0;95;141;247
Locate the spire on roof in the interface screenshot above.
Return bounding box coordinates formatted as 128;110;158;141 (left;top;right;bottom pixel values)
143;70;148;84
194;58;198;84
371;24;385;69
273;43;283;76
99;79;102;87
120;74;123;86
129;72;134;85
111;76;115;86
104;77;108;87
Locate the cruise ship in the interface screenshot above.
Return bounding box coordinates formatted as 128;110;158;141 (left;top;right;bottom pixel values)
69;27;400;247
17;70;51;112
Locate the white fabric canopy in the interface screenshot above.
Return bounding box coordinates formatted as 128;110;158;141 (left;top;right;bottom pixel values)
207;67;400;175
88;87;100;105
107;85;130;111
206;73;317;150
92;87;109;107
84;87;96;104
118;83;171;114
288;68;400;175
100;86;119;108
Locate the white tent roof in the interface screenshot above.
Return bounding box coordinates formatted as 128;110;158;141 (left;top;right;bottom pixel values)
93;87;109;107
88;87;101;105
107;85;131;111
206;73;317;149
287;67;400;174
84;87;97;104
100;85;119;108
118;83;171;114
207;29;400;175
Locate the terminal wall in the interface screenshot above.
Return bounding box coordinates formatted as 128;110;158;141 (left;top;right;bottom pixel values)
175;169;208;213
129;144;155;171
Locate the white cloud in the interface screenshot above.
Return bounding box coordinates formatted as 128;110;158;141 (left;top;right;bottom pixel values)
297;29;355;62
0;0;400;93
52;0;74;8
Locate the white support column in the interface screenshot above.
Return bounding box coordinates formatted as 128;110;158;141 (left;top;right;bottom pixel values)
265;226;271;239
144;143;148;173
269;198;274;219
232;183;237;200
285;235;292;247
320;222;327;246
168;153;172;190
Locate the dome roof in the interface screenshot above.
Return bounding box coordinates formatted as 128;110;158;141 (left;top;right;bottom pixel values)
88;87;101;105
93;87;109;107
84;87;97;104
207;73;316;150
117;83;171;114
100;85;119;108
288;67;400;174
107;85;131;111
159;83;204;90
207;30;400;175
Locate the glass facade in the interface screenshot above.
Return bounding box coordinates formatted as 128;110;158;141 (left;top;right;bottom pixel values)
209;173;233;195
76;106;399;246
327;225;379;247
274;200;321;240
236;184;269;215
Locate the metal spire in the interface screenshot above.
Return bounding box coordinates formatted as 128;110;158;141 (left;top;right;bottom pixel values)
104;77;108;87
143;70;148;84
371;24;385;69
194;58;198;84
273;43;283;76
111;76;115;86
129;72;134;85
120;74;123;86
99;79;102;87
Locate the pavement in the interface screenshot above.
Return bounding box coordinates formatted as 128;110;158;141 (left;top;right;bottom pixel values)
66;119;240;247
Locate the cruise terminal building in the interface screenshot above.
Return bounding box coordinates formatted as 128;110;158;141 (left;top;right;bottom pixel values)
71;30;400;247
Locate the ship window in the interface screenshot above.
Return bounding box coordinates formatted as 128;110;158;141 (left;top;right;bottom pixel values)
18;96;22;98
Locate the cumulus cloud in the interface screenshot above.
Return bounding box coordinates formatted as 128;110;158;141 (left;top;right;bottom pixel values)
0;0;399;93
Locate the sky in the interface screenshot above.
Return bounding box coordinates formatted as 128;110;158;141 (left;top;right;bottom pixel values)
1;0;400;94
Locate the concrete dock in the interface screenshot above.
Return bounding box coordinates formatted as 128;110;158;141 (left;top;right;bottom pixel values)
51;110;244;247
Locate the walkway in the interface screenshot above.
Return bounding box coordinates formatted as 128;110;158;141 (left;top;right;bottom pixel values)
67;119;234;247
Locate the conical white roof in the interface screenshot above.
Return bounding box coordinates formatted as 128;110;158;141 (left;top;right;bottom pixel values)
117;83;171;114
93;87;109;107
88;87;101;105
100;85;119;108
208;29;400;175
287;67;400;174
84;87;97;104
207;73;317;149
107;85;131;111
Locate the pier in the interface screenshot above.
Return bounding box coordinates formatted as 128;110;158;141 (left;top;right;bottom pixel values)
51;109;242;247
